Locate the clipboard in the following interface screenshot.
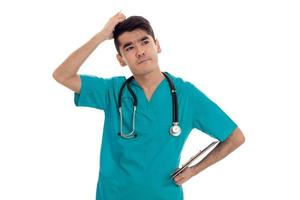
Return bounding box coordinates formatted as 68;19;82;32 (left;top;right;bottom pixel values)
170;141;219;179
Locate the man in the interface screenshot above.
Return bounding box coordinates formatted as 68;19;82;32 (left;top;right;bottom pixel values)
53;12;245;200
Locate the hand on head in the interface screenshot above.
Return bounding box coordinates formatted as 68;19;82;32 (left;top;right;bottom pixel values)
101;12;126;40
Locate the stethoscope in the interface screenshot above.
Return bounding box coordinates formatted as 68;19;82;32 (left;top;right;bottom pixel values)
117;72;181;139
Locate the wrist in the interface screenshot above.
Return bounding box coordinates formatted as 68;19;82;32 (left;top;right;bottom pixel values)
190;166;198;176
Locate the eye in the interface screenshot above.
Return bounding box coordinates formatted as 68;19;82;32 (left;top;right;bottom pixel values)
142;40;149;45
125;46;134;52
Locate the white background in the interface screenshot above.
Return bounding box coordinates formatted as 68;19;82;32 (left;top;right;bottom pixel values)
1;0;299;199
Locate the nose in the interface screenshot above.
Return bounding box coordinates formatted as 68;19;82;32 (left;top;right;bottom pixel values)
136;46;145;58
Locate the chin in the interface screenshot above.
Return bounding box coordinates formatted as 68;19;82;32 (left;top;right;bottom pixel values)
137;68;158;76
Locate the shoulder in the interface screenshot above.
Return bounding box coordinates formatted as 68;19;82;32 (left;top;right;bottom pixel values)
165;72;199;93
107;75;126;86
79;74;126;86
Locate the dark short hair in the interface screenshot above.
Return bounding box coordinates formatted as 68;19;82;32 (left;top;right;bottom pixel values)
113;16;156;55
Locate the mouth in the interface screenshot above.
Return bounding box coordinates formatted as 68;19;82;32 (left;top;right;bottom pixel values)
137;58;151;64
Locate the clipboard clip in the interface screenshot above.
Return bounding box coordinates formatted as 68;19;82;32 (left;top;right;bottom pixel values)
170;141;219;179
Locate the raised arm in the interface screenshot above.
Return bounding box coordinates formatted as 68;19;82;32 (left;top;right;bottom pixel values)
52;12;126;93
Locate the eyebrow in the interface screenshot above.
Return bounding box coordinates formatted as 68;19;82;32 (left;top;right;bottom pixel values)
122;36;150;50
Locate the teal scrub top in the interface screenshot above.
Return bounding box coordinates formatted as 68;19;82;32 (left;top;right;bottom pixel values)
74;72;237;200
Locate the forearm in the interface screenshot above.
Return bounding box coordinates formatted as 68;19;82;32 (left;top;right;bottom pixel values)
52;32;106;81
191;127;245;176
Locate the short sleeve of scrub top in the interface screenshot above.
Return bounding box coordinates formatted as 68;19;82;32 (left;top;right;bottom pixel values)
188;82;237;142
74;74;119;110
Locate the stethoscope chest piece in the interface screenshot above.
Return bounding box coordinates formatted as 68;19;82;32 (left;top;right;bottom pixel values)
170;122;181;136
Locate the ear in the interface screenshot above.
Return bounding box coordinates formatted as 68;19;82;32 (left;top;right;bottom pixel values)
155;39;161;53
116;54;127;67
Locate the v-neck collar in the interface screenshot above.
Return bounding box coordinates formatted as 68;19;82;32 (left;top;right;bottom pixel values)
131;77;167;103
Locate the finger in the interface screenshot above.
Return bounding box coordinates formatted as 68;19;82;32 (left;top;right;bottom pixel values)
115;11;126;19
114;11;122;16
174;170;188;181
118;11;125;17
173;173;182;182
175;181;182;186
175;177;186;185
174;174;185;183
114;15;126;24
111;12;125;23
174;172;191;185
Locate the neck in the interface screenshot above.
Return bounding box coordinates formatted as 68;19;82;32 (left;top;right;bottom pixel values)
133;70;165;91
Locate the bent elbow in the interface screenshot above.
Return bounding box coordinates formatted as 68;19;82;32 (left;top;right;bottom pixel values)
52;71;58;81
52;70;65;84
231;127;245;147
237;128;245;146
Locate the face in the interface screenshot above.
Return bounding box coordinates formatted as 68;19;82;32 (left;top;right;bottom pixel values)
116;29;161;76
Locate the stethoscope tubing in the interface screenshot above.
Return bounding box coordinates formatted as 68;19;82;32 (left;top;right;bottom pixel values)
118;72;180;138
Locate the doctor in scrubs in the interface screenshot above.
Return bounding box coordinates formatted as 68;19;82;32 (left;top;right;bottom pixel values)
53;12;245;200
